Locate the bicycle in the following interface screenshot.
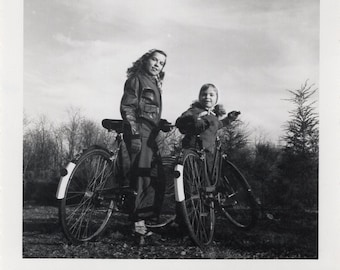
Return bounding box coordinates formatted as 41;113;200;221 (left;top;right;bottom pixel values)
56;119;259;248
175;135;259;247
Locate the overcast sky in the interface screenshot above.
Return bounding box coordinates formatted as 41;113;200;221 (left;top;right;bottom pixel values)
24;0;319;143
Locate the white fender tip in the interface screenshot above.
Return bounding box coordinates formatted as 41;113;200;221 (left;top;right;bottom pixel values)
56;162;76;199
174;164;185;202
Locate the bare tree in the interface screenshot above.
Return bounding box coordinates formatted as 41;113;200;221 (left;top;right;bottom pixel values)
218;120;250;159
80;119;101;149
62;107;83;160
23;115;58;180
23;118;34;178
52;126;67;167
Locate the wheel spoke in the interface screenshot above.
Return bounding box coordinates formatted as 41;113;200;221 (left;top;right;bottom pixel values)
218;159;257;229
66;195;92;224
69;199;93;237
60;147;120;243
181;151;215;246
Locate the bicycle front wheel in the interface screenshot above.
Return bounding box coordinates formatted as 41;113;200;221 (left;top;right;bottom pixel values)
218;158;258;229
59;147;116;244
178;150;215;247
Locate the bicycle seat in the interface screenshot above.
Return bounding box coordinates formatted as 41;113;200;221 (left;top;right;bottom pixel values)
102;119;123;133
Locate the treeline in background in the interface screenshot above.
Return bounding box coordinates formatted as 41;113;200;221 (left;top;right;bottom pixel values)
23;81;318;217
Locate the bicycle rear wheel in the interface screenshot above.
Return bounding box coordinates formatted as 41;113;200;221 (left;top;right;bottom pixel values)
178;150;215;247
59;147;118;244
218;158;258;229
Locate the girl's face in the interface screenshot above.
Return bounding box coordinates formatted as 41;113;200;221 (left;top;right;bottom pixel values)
145;52;166;76
199;87;218;109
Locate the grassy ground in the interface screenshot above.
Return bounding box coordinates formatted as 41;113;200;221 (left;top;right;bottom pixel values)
22;203;317;259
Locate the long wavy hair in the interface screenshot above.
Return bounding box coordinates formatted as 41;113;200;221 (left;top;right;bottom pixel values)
126;49;167;81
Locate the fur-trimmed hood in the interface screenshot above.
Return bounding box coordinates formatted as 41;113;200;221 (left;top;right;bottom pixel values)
190;101;226;118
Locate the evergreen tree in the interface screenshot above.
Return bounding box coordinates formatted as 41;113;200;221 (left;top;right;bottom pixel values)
280;80;319;209
283;80;319;157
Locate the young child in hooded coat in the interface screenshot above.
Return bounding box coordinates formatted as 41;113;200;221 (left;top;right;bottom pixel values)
175;83;240;172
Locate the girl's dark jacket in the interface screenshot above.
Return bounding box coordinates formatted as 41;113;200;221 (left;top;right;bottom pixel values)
176;102;232;152
120;71;162;136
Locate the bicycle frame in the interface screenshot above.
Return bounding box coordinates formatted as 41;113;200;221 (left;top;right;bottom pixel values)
190;136;224;186
176;135;247;205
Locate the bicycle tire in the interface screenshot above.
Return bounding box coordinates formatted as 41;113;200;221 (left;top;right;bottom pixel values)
218;157;258;229
59;147;118;244
178;150;215;247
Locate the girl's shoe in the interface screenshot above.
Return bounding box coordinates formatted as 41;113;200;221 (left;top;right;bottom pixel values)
133;220;162;246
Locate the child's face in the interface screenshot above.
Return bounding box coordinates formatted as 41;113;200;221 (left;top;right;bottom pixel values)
199;87;218;109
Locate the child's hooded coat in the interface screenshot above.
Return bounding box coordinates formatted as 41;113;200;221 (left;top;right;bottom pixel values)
176;102;231;152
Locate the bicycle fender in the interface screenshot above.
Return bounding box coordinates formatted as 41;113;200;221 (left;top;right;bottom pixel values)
56;162;76;199
83;144;110;153
174;164;185;202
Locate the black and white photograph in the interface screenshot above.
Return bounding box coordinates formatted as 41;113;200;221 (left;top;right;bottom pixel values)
1;0;340;268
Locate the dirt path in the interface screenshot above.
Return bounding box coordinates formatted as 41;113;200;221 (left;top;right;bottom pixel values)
23;204;317;259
